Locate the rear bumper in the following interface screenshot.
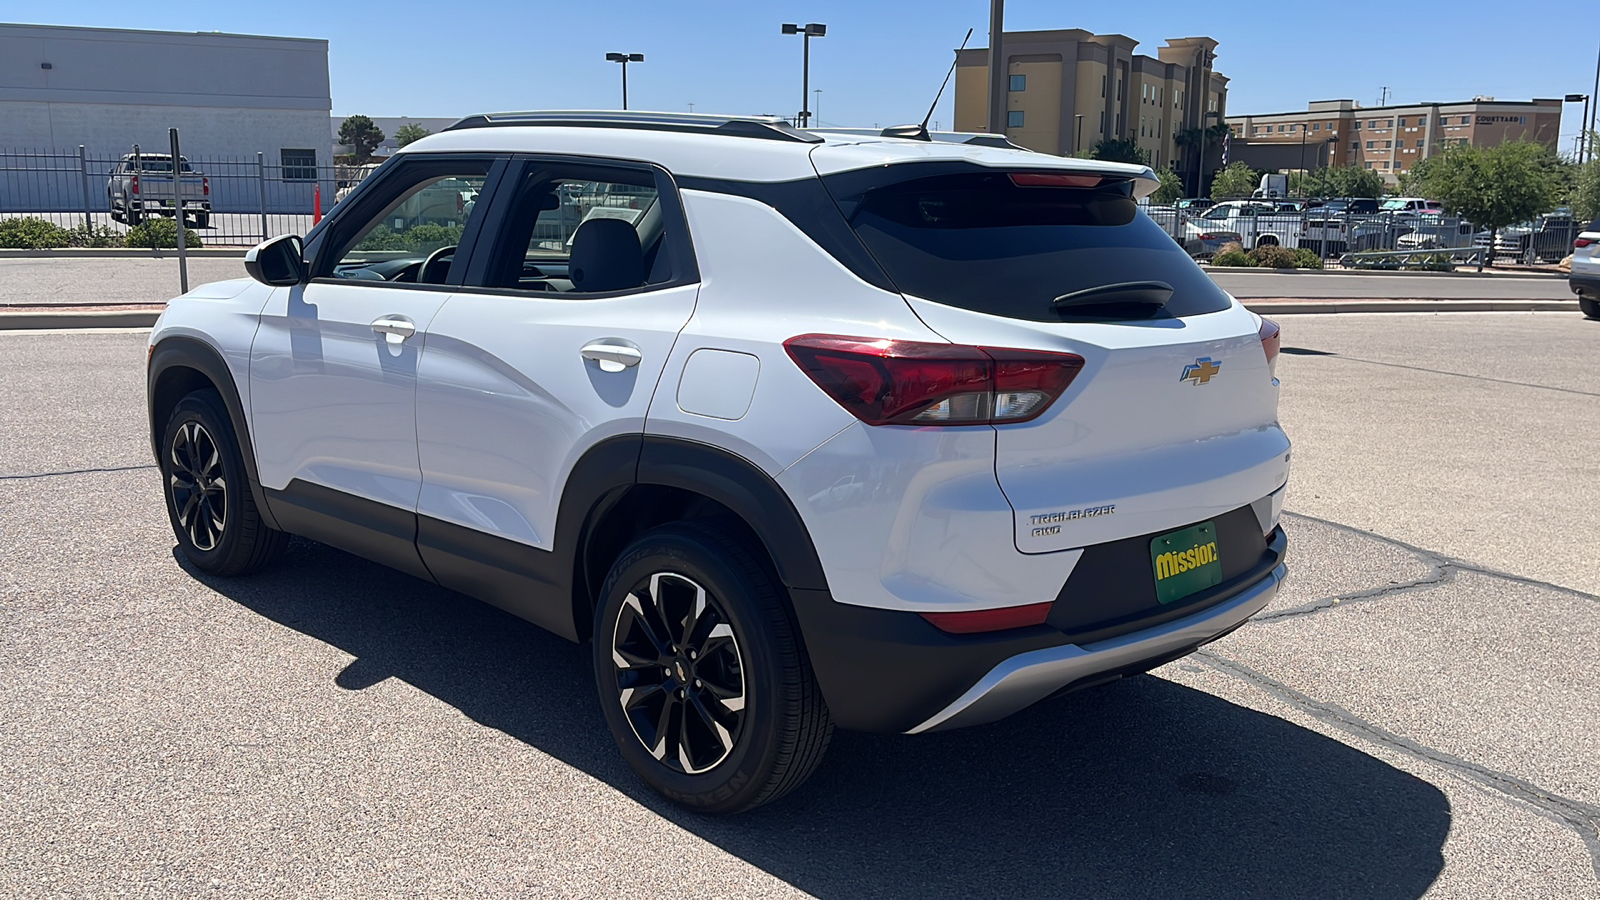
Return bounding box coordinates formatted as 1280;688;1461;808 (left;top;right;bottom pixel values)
1569;272;1600;297
789;524;1286;734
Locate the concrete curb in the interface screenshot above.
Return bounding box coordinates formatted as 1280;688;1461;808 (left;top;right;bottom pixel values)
1203;265;1564;280
0;248;247;259
0;308;164;329
1244;299;1580;315
1;299;1582;330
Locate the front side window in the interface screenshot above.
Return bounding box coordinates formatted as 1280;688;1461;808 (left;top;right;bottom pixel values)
322;159;492;284
476;165;677;295
281;149;317;182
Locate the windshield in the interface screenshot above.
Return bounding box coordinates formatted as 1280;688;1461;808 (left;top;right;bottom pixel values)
823;166;1231;322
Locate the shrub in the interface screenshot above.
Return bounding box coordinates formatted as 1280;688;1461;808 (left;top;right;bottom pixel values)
402;223;464;253
1212;249;1254;267
353;225;407;251
1291;247;1324;269
1217;241;1244;256
0;217;73;249
1247;245;1300;268
126;217;203;249
66;223;126;248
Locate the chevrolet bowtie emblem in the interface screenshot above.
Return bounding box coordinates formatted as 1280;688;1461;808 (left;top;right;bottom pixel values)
1181;357;1221;385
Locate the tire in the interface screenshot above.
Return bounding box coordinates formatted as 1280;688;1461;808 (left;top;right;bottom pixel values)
160;390;287;576
1255;235;1279;248
593;522;832;814
1580;297;1600;320
193;213;209;228
127;208;142;226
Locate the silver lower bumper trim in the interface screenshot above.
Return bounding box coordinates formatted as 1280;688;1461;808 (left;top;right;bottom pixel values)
906;563;1286;734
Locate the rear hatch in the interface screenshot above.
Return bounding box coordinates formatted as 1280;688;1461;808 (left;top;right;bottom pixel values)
812;153;1290;552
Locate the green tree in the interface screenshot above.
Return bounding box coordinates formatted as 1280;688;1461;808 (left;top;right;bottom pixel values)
394;123;432;148
1209;162;1259;199
1290;165;1385;199
338;115;386;164
1175;124;1230;194
1406;141;1559;263
1151;167;1184;204
1571;142;1600;224
1090;137;1149;165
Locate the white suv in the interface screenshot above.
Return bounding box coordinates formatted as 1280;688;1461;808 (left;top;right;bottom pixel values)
147;111;1290;813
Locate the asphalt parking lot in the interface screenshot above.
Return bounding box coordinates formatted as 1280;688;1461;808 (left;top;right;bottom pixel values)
2;313;1597;898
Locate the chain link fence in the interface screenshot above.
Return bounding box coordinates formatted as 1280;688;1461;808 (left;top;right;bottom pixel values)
0;147;381;247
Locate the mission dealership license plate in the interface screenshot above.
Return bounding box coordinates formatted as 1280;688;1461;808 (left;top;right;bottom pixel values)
1150;522;1222;604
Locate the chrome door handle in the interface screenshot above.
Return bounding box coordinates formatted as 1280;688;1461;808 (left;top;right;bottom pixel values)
371;315;417;344
580;340;642;373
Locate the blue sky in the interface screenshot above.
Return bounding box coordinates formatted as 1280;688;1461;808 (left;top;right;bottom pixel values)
24;1;1590;153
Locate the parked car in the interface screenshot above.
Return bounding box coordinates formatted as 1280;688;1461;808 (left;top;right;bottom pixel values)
1174;215;1243;257
1395;215;1489;251
147;111;1289;814
1567;215;1600;319
1195;200;1304;250
1495;213;1578;264
1313;198;1380;216
107;153;210;227
1380;197;1443;214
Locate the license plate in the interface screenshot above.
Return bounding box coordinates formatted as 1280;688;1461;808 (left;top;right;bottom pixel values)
1150;522;1222;604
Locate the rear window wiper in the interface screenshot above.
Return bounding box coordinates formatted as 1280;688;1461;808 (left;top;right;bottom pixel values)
1052;281;1174;310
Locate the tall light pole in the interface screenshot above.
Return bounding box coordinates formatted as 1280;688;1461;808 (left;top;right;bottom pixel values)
987;0;1006;136
1566;93;1591;164
781;24;826;127
814;89;822;127
605;52;644;110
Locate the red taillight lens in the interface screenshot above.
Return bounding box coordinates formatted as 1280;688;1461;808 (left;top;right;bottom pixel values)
1576;237;1596;249
130;175;139;195
202;177;210;196
1259;317;1281;380
784;335;1084;426
921;602;1053;634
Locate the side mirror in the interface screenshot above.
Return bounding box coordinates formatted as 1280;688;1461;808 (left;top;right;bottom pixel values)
244;234;306;286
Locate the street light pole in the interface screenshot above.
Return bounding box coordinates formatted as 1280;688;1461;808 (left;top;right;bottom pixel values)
987;0;1005;136
605;53;644;110
781;24;826;127
1567;93;1591;165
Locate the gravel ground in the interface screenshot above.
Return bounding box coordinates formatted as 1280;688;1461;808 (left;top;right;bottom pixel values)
1;318;1597;898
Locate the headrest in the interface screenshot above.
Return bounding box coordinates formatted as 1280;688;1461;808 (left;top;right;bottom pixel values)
569;218;644;293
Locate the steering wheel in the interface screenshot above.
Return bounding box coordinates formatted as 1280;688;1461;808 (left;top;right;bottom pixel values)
418;245;457;284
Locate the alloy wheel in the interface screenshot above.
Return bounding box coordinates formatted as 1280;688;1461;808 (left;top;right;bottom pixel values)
611;572;747;774
168;421;227;552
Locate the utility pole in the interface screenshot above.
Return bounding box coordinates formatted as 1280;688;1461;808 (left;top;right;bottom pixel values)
987;0;1006;135
781;24;826;127
605;53;644;110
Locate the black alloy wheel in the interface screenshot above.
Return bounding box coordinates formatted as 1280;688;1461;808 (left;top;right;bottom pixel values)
593;523;832;814
611;571;747;774
168;420;227;552
161;390;287;576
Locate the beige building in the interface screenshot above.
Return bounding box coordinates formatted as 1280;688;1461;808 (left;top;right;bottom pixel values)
1226;97;1563;184
953;29;1228;172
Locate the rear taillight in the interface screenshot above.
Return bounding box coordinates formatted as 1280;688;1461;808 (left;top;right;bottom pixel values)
1576;237;1596;249
202;177;210;196
921;601;1053;634
1259;317;1281;380
784;335;1084;426
130;175;139;195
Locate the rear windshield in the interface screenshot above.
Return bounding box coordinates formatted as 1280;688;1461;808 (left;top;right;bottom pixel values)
822;165;1231;321
126;157;193;173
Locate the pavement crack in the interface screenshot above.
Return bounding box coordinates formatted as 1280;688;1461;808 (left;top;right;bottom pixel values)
1296;353;1600;398
0;464;156;481
1197;650;1600;879
1258;511;1599;623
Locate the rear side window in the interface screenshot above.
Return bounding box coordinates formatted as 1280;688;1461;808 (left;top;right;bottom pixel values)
823;165;1230;321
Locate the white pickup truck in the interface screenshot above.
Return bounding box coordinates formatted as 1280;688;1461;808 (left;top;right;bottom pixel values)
107;153;210;227
1191;200;1304;251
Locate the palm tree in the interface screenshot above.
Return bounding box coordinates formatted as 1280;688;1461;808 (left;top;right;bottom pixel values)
1174;124;1231;196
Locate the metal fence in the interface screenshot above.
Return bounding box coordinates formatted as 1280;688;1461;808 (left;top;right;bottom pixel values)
0;147;379;247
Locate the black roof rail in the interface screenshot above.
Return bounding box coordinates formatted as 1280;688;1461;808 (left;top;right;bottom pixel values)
445;110;824;144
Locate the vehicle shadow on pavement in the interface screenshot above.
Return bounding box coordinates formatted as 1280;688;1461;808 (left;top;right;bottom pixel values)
195;539;1449;900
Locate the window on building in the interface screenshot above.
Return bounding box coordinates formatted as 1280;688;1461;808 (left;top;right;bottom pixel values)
1010;74;1026;92
1007;110;1025;128
280;149;317;182
1278;125;1286;132
1461;116;1471;125
1289;124;1298;132
1368;119;1378;128
1384;140;1392;148
1313;122;1321;131
1366;140;1375;149
1416;139;1424;148
1102;75;1106;98
1365;162;1374;169
1355;121;1362;130
1100;111;1106;132
1350;141;1358;149
1398;117;1407;126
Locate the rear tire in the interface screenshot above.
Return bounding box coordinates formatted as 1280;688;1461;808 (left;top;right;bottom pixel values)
193;213;209;229
593;522;832;814
1255;235;1279;249
1580;297;1600;320
160;390;287;576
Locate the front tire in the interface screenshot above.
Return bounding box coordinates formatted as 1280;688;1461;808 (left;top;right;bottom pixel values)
593;523;832;814
160;390;287;575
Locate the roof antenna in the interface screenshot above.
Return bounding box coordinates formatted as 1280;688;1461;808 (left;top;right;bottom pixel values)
882;28;972;141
